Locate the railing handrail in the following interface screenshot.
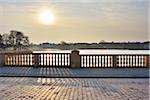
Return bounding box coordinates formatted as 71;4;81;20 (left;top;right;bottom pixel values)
80;54;149;56
34;53;71;54
0;50;33;54
0;52;71;55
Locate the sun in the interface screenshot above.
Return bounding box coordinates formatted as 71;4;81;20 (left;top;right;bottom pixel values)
39;9;55;25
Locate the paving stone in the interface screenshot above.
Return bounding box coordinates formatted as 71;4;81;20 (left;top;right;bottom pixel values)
0;77;149;100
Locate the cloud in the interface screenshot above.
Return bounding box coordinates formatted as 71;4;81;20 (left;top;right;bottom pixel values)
0;0;148;42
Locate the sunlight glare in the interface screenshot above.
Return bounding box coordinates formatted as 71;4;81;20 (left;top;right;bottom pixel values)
39;9;55;25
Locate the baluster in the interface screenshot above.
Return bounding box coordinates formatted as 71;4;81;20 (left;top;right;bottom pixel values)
84;56;85;67
111;56;113;67
8;55;9;65
86;56;88;67
107;56;109;67
118;56;120;67
85;56;87;67
86;56;87;67
141;56;143;67
120;55;121;67
57;54;59;66
104;56;106;67
48;54;50;66
59;54;61;66
11;55;12;65
134;55;136;67
128;55;130;67
24;54;26;66
138;56;140;67
63;54;65;66
137;55;139;67
69;54;71;66
105;56;106;67
20;55;22;66
136;55;138;67
15;55;16;66
121;55;123;67
19;54;21;66
38;54;40;66
133;55;135;67
99;56;102;67
89;56;91;67
81;56;83;67
94;56;96;67
26;54;28;66
11;55;14;65
124;55;126;67
67;54;69;66
15;54;19;66
106;56;108;67
83;56;85;67
131;55;133;67
134;56;136;67
56;54;57;66
43;54;45;66
97;56;99;67
122;55;124;67
138;56;141;67
32;54;34;66
45;54;47;66
28;54;30;66
40;54;42;66
125;55;127;67
82;56;85;67
55;54;57;66
53;54;55;66
20;54;22;66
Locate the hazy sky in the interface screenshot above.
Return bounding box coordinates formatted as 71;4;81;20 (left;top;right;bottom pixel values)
0;0;149;43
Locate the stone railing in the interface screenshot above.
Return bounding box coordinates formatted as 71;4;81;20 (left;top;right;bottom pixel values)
0;50;149;68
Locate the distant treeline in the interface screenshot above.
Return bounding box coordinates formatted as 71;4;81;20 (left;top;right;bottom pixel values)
0;30;149;50
32;41;150;50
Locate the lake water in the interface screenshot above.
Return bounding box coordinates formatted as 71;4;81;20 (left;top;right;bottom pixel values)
33;49;149;55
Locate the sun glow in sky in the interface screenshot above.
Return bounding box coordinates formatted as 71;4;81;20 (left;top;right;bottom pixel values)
0;0;148;43
38;9;55;25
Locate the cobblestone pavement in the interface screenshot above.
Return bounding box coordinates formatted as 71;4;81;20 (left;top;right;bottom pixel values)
0;77;149;100
0;67;149;77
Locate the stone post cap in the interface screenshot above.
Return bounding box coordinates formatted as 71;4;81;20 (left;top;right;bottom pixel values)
71;50;79;53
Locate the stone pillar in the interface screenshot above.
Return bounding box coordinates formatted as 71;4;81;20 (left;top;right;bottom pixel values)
145;55;149;67
71;50;81;68
112;55;117;67
0;53;5;67
34;53;39;67
148;55;150;67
